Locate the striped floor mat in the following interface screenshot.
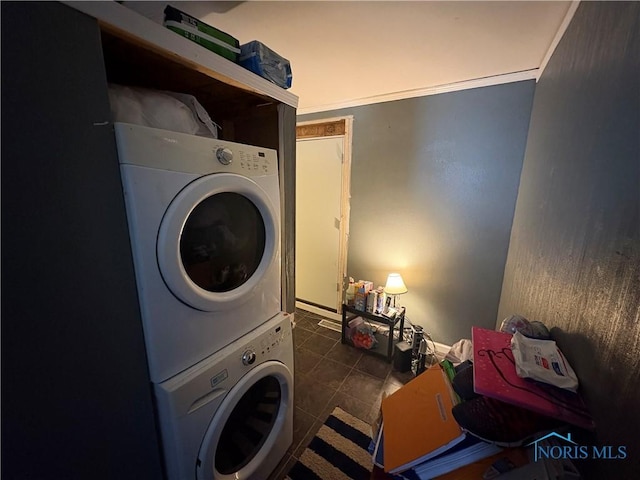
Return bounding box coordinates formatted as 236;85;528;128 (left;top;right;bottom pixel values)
286;407;373;480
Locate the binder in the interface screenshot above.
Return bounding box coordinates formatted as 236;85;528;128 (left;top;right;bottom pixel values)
381;366;465;473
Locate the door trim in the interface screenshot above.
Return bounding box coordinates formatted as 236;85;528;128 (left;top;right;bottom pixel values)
296;116;353;315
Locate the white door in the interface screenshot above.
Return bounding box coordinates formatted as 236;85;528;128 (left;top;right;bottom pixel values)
296;136;344;310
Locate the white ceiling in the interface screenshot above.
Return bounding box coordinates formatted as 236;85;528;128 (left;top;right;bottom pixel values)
122;1;575;114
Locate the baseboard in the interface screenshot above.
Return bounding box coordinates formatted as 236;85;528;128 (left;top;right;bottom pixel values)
295;301;341;322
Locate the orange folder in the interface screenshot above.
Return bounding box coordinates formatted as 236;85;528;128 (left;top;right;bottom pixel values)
381;365;465;473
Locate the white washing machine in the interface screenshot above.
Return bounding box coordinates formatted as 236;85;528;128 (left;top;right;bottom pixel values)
154;312;294;480
114;123;282;383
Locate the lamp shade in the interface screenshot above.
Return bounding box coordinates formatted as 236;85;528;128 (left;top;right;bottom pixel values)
384;273;408;295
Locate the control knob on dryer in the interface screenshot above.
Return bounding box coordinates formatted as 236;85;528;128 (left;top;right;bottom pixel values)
216;147;233;165
242;349;256;366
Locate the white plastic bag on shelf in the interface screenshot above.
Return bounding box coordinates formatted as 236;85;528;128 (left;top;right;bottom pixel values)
511;331;579;392
108;84;218;138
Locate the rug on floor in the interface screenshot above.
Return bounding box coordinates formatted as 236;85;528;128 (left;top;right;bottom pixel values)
286;407;373;480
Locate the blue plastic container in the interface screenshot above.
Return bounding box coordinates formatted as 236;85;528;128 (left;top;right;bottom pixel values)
239;41;292;89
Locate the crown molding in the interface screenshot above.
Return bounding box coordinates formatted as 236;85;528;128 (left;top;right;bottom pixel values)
297;69;538;115
537;1;581;81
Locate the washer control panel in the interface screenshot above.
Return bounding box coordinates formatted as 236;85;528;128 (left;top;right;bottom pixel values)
241;322;290;367
230;148;273;175
112;123;278;177
209;142;276;176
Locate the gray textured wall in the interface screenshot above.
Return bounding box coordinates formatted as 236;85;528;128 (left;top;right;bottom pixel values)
497;2;639;476
299;81;535;345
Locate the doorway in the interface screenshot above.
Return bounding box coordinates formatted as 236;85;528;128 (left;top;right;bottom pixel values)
295;117;353;321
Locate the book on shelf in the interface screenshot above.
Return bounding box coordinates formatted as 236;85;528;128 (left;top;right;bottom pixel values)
381;365;473;474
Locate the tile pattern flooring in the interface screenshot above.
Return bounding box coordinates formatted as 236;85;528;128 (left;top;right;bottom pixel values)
269;308;414;479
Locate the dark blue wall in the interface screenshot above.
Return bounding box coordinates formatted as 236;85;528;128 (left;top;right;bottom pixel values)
498;2;639;477
299;82;535;345
1;3;164;478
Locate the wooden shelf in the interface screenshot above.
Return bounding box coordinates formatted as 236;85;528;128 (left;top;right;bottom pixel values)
63;1;298;109
99;30;275;123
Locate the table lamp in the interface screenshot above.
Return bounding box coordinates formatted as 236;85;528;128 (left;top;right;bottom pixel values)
384;273;407;307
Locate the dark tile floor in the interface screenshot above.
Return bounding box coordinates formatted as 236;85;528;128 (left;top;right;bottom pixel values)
269;307;414;479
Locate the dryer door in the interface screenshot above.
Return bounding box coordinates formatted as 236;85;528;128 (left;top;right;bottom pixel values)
196;361;293;480
158;173;280;312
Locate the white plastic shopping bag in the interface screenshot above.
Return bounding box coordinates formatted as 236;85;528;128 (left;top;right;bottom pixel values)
511;330;579;392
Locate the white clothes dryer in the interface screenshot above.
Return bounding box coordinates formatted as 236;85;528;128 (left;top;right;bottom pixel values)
114;123;282;383
154;312;294;480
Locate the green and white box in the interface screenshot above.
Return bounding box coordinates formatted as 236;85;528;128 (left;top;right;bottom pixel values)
163;5;240;62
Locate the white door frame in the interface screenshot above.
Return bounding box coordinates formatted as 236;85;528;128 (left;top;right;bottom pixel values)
295;116;353;321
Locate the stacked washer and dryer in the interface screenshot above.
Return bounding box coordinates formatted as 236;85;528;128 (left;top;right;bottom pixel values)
114;122;294;480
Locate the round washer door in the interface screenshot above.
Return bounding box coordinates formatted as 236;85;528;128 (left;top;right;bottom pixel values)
158;173;279;312
196;361;293;480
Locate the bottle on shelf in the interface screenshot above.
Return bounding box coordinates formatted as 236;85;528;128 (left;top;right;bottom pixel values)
345;277;356;306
